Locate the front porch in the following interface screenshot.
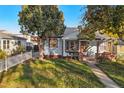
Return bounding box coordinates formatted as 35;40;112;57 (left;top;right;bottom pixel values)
63;38;118;61
44;36;118;61
63;39;90;60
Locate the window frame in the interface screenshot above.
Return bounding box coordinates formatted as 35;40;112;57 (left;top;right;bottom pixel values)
7;40;9;49
49;38;58;48
65;40;78;51
3;40;6;49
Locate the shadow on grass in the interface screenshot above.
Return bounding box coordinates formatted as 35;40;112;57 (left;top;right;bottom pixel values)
0;58;104;88
0;71;5;83
20;61;57;88
97;61;124;87
0;64;18;83
49;59;104;87
19;62;36;87
51;59;94;76
32;72;57;88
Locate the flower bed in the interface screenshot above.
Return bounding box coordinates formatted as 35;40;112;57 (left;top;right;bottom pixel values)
96;52;116;62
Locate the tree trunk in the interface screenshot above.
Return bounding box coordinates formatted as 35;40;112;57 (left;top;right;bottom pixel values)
38;38;44;61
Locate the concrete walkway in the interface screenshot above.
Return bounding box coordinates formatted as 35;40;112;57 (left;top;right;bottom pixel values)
83;58;120;88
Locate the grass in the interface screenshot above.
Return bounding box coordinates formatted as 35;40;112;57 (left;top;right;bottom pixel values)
97;61;124;87
0;58;104;88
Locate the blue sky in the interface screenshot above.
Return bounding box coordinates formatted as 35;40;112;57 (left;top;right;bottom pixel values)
59;5;83;27
0;5;21;34
0;5;84;34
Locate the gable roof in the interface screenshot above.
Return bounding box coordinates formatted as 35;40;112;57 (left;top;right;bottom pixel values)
62;27;113;40
95;31;111;40
0;31;27;40
62;27;79;40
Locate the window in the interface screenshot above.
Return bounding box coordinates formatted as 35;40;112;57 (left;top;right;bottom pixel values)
65;40;78;51
18;41;21;45
65;41;69;50
3;40;6;49
50;38;58;48
70;41;75;50
7;40;9;49
80;41;87;52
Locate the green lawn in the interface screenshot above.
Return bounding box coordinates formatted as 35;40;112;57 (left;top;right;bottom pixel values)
0;59;104;88
97;61;124;87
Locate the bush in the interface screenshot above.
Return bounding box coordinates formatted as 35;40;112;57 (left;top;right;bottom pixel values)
96;52;116;62
17;45;26;53
116;54;124;63
0;49;7;59
11;45;26;56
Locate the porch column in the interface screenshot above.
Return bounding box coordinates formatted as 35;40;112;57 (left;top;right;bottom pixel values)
96;38;101;61
78;41;81;61
78;40;81;52
96;40;100;57
63;39;65;56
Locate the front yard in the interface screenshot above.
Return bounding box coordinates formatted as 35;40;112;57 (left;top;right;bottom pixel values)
0;59;104;88
97;61;124;87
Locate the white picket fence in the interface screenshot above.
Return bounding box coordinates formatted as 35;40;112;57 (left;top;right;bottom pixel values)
0;51;39;73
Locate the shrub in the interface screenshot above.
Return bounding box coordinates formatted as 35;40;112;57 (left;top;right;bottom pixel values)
11;45;26;56
17;45;26;53
116;54;124;63
0;49;7;59
96;52;116;62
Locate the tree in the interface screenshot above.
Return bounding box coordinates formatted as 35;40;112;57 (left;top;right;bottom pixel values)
18;5;65;60
79;5;124;59
80;5;124;40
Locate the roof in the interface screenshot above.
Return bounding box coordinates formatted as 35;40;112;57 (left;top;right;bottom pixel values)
0;31;27;40
62;27;79;40
95;31;111;40
62;27;113;40
118;40;124;45
62;27;124;45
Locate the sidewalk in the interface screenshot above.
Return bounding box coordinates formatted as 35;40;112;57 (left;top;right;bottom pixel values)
84;58;120;88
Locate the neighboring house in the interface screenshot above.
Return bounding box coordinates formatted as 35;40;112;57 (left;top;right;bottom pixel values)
115;40;124;57
15;34;40;52
15;34;38;46
43;27;124;58
0;30;27;55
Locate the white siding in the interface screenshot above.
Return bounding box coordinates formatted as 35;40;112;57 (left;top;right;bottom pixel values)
0;39;26;55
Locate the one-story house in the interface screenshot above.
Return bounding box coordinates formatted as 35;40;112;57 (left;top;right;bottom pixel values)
16;34;38;46
43;27;124;58
0;30;27;55
15;34;39;51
